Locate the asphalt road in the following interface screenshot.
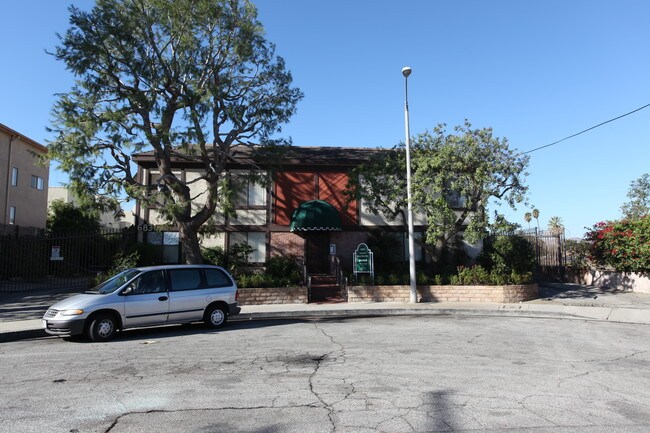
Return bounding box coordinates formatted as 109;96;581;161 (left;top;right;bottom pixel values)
1;315;649;433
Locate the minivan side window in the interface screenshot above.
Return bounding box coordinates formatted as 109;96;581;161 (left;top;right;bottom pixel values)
204;268;232;287
131;270;166;294
169;269;203;291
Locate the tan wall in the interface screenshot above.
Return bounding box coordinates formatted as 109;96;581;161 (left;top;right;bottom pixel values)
0;126;49;229
566;270;650;294
348;284;539;303
238;286;308;305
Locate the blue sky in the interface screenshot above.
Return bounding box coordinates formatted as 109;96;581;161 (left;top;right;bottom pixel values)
1;0;648;238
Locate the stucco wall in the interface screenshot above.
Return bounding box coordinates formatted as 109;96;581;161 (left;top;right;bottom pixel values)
566;270;650;294
0;126;49;228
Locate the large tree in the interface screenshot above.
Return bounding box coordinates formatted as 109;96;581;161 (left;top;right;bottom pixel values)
621;173;650;220
48;0;302;263
349;121;529;258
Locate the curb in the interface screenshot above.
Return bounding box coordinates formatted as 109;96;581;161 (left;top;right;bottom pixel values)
0;329;47;344
3;305;649;343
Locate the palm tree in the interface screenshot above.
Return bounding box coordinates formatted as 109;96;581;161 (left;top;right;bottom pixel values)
524;212;532;229
548;216;564;235
532;208;540;230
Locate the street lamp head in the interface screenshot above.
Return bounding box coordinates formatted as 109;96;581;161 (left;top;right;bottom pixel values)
402;66;412;78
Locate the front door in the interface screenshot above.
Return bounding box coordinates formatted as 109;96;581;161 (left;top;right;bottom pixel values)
123;270;169;327
306;234;330;274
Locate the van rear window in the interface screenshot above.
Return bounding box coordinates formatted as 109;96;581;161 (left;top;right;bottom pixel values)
204;269;232;287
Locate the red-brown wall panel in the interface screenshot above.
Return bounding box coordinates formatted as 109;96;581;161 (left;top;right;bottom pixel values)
318;172;357;225
275;172;315;225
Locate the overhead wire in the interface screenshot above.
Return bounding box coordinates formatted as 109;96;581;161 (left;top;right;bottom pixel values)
523;103;650;154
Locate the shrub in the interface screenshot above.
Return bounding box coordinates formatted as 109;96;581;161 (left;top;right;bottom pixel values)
477;235;535;283
585;216;650;272
93;250;139;285
202;246;226;267
265;255;302;284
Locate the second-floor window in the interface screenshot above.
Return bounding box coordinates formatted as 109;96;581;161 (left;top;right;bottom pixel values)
232;172;266;207
9;206;16;224
31;175;44;190
11;168;18;186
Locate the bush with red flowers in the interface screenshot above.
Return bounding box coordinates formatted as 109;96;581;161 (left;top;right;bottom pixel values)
584;216;650;273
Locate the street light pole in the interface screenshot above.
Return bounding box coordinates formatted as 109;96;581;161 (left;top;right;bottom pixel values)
402;66;417;303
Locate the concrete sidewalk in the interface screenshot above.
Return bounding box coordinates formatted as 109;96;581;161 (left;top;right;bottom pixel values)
2;283;650;343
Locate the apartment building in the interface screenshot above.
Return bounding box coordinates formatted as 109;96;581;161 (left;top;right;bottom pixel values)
0;123;49;229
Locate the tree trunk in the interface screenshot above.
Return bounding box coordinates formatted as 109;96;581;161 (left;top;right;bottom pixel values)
178;222;203;264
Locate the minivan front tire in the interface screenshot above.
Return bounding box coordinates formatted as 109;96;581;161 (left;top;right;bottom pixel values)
88;313;117;342
205;304;227;328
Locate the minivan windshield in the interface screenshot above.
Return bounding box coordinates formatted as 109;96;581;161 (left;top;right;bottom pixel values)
89;269;142;294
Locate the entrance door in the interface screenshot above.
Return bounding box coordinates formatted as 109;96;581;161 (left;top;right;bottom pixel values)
306;234;330;274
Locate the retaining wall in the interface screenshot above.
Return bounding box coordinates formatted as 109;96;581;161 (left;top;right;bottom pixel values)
238;284;538;305
348;284;538;303
238;286;308;305
565;270;650;294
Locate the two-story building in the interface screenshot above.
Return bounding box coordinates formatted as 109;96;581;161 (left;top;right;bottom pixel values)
132;145;427;274
0;123;49;230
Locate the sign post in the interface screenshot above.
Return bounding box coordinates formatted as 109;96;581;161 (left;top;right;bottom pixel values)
353;243;374;284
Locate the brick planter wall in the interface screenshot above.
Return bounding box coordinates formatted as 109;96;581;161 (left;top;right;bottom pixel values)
348;284;538;303
238;287;308;305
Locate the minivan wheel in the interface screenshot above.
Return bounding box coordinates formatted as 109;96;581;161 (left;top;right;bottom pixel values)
88;313;117;342
205;305;227;328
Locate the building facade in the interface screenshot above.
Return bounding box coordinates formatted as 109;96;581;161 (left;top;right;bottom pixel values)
0;123;49;229
133;146;428;274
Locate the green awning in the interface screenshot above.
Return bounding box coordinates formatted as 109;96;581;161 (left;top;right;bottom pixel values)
290;200;342;232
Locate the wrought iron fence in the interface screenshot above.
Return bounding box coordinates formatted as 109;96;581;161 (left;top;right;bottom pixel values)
520;228;565;282
0;226;137;292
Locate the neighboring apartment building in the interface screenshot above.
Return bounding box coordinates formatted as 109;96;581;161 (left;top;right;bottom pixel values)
132;145;429;273
47;186;135;229
0;123;49;229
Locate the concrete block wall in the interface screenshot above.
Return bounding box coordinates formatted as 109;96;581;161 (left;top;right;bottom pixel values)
348;284;538;303
238;286;308;305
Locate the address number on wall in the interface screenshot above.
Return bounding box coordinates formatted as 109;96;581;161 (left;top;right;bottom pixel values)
137;224;156;232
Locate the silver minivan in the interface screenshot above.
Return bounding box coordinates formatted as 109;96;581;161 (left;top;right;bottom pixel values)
43;264;240;341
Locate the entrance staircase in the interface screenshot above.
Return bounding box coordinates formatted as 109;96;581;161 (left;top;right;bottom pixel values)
309;274;346;303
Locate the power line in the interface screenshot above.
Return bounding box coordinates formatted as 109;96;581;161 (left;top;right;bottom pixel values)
523;103;650;154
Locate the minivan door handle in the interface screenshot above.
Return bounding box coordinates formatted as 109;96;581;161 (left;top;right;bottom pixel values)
158;296;168;301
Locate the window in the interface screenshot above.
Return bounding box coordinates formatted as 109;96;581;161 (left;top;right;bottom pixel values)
11;168;18;186
233;172;266;207
9;206;16;225
204;268;232;287
130;270;166;294
229;232;266;263
147;231;180;263
31;175;44;190
169;269;203;291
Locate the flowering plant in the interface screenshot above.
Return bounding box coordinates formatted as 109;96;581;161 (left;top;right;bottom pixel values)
584;216;650;272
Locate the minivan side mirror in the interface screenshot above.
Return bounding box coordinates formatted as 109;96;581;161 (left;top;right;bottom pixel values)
121;284;135;296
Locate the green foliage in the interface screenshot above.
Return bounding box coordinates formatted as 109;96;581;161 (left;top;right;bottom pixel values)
235;255;301;288
585;216;650;272
449;265;532;286
93;251;139;285
348;121;529;255
621;173;650;220
202;246;226;267
93;242;162;285
202;247;302;287
264;255;302;284
478;235;536;276
49;0;302;263
47;199;100;234
565;239;590;269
